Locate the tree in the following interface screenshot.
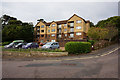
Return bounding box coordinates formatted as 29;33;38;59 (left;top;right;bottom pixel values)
1;15;34;42
96;16;120;39
105;27;118;42
87;27;109;41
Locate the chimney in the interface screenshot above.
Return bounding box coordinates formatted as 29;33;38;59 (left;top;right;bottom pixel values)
37;19;44;22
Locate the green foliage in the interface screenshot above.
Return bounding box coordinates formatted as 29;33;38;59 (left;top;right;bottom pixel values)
88;40;95;45
65;42;92;54
2;42;11;46
1;15;34;42
105;27;118;42
96;16;120;38
87;27;109;40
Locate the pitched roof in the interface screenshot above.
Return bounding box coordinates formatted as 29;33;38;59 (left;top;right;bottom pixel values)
36;14;89;26
68;14;87;23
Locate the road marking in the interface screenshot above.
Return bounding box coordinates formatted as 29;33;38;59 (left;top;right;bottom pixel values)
33;47;120;62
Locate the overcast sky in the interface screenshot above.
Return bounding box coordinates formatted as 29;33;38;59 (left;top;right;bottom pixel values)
1;1;119;26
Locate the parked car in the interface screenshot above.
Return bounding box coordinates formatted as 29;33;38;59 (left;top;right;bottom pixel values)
15;43;27;49
4;40;24;49
41;42;59;49
22;42;39;49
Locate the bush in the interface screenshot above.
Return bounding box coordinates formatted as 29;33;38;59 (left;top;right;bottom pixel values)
2;42;11;46
65;42;92;54
88;40;95;45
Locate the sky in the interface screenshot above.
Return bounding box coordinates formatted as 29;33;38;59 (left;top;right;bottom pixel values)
1;0;119;26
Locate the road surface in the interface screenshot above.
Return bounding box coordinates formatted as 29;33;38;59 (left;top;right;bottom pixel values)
2;43;119;78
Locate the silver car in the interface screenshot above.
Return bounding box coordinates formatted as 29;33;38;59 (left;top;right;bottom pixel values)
41;42;59;49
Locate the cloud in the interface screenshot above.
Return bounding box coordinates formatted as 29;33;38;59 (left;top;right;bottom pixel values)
2;2;118;26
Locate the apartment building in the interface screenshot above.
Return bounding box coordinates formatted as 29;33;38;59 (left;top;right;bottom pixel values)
34;14;90;44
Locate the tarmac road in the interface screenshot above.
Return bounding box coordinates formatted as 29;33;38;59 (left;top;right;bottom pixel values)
2;43;119;78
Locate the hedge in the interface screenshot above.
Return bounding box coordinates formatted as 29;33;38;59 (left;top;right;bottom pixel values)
88;40;95;45
65;42;92;54
2;42;11;46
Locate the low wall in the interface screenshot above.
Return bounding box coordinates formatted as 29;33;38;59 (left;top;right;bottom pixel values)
2;51;68;58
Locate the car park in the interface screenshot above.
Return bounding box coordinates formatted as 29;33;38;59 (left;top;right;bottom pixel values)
22;42;39;49
41;42;59;49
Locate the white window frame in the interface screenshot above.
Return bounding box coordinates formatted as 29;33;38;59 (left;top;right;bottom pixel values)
51;34;55;37
76;20;82;23
76;32;82;35
70;28;74;32
64;24;67;26
70;23;74;27
58;35;61;38
52;24;55;27
51;40;55;42
76;26;82;29
58;25;61;28
65;34;67;37
70;34;74;37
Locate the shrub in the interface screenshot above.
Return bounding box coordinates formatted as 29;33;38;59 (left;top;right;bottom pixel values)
65;42;92;54
2;42;11;46
88;40;95;45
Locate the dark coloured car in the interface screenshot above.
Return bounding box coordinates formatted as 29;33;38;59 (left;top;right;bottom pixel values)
22;42;39;49
15;43;27;49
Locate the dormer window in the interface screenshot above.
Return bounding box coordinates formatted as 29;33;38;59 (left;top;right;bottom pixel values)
76;20;82;23
52;24;55;27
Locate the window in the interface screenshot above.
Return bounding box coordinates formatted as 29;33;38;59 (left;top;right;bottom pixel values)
70;28;74;32
41;30;44;32
48;30;50;33
58;25;61;28
76;26;82;29
48;35;50;37
52;29;55;32
59;30;61;33
76;32;82;35
51;34;55;37
52;24;55;27
65;34;67;37
51;40;55;42
76;20;82;23
41;35;44;37
41;25;44;28
70;23;74;27
70;34;74;37
64;29;67;32
64;24;67;26
58;35;61;38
